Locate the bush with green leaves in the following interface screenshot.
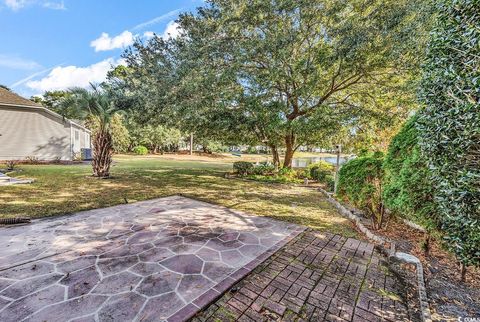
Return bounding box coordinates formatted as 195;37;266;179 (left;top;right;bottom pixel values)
248;167;304;184
245;146;258;154
278;167;297;180
417;0;479;270
337;153;385;229
133;145;148;155
324;174;335;192
203;140;228;153
308;161;334;182
233;161;254;176
252;163;275;175
383;115;437;230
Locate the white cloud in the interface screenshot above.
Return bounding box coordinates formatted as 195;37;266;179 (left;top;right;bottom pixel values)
10;65;60;88
4;0;29;10
90;30;134;52
162;21;181;39
132;9;181;31
143;31;155;39
0;54;41;70
26;58;123;92
4;0;66;10
42;1;65;10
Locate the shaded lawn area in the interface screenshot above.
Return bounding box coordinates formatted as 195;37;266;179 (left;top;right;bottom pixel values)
0;155;356;237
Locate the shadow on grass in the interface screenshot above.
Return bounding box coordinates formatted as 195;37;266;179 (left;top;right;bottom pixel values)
0;162;356;237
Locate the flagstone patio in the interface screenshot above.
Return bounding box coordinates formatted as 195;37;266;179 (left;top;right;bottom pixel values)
0;196;304;322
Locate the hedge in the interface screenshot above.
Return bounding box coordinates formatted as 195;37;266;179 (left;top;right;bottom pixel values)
418;0;480;268
233;161;254;176
337;153;385;229
383;114;437;230
308;161;334;181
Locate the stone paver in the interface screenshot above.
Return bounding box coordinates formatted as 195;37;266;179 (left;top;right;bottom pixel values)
0;196;303;322
193;230;415;322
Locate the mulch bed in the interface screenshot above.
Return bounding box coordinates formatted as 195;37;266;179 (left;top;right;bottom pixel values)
371;218;480;320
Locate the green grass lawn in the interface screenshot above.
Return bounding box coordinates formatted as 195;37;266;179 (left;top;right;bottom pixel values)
0;155;356;237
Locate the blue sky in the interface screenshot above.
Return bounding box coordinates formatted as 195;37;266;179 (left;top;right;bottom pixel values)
0;0;203;97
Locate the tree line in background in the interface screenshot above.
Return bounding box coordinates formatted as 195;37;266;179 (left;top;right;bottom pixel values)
31;90;187;155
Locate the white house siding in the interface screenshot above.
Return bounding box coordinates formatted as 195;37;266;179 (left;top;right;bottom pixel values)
71;124;91;157
0;106;73;160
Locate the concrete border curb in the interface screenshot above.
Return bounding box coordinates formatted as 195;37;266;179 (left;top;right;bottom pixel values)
317;188;432;322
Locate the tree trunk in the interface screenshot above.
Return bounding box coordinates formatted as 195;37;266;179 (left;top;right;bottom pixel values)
269;144;280;170
283;133;296;168
460;262;467;282
92;130;113;178
423;235;430;257
190;133;194;155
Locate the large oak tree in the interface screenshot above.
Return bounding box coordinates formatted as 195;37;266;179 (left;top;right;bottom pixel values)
119;0;430;167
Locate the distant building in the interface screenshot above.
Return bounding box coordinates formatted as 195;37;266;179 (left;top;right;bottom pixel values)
0;88;90;161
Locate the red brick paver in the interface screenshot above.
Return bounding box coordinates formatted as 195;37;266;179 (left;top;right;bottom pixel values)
192;230;414;322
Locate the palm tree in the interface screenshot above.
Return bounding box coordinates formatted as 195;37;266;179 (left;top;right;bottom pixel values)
63;85;118;177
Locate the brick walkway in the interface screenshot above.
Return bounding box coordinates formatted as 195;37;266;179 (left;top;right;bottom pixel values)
193;230;414;322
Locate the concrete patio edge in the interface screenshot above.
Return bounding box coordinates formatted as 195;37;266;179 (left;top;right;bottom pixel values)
166;226;306;321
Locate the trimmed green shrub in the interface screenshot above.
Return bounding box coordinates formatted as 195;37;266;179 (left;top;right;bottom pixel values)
246;165;304;184
133;145;148;155
278;167;297;180
252;164;275;175
247;174;303;184
246;146;258;154
308;161;334;181
324;174;335;192
233;161;254;176
337;153;385;229
418;0;480;269
383;115;437;230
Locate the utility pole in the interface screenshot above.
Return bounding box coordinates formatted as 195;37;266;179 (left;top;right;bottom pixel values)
334;144;342;194
190;133;194;155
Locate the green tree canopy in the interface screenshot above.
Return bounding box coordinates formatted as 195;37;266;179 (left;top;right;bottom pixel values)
118;0;431;167
32;90;80;119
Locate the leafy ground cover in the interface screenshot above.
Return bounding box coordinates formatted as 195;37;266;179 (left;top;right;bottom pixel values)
0;154;356;237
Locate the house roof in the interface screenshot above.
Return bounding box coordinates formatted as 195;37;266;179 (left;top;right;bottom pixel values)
0;88;42;107
0;88;90;133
